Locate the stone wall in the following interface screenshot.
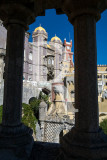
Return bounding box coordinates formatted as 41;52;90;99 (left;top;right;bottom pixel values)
0;80;41;105
37;112;74;143
43;120;73;143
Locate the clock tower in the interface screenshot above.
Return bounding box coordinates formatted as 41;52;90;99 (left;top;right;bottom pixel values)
64;39;74;67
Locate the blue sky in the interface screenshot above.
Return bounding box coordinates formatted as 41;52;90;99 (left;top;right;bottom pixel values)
28;9;107;65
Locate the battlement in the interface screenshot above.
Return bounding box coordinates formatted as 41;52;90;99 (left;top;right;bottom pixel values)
97;64;107;67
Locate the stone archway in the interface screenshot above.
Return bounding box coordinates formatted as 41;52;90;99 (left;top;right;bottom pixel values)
29;97;36;104
0;1;107;160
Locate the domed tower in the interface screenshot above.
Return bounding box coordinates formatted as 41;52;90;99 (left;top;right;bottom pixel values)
32;26;48;82
49;35;63;81
50;35;63;51
32;25;48;44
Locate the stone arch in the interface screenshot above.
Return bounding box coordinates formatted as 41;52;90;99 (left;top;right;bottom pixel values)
29;97;36;104
0;1;107;160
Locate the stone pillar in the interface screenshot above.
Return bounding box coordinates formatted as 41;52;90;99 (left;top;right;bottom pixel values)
39;101;47;141
2;23;25;126
61;1;107;159
74;15;99;132
0;3;35;160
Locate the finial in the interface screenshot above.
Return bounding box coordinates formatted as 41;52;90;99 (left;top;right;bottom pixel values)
55;34;56;37
40;24;41;27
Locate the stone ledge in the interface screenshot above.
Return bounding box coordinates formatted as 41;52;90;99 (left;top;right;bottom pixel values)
29;141;60;160
61;127;107;160
0;124;34;160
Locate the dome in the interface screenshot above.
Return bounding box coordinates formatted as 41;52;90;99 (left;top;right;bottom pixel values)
51;35;62;43
34;26;46;33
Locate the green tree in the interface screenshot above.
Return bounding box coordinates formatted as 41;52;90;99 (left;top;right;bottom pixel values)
0;104;37;134
30;98;41;120
100;118;107;135
22;103;37;134
39;91;51;105
29;92;51;120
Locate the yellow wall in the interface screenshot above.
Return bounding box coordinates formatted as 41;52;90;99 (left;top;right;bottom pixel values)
99;99;107;113
97;66;107;71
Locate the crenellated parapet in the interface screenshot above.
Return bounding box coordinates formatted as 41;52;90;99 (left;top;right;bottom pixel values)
98;64;107;67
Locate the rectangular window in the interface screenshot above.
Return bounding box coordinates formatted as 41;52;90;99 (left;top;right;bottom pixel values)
29;64;32;71
29;52;32;60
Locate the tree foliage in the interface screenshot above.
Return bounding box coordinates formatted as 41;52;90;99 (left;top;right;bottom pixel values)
29;91;51;120
0;104;37;134
22;103;37;133
0;92;51;133
100;118;107;135
29;97;41;120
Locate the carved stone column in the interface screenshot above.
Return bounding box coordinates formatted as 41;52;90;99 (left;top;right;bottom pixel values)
74;14;99;132
61;1;107;159
0;2;35;160
2;23;25;126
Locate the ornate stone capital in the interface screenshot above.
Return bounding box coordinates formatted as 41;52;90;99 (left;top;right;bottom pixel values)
0;2;35;30
61;0;107;24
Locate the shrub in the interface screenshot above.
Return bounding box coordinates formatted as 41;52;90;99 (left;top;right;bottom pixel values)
29;91;51;120
39;91;51;106
0;104;37;134
22;103;37;134
100;118;107;135
30;98;41;120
